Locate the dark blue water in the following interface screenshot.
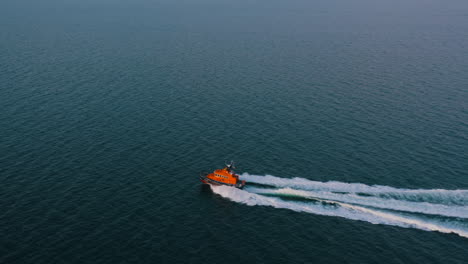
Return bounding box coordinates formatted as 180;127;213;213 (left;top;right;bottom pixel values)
1;0;468;263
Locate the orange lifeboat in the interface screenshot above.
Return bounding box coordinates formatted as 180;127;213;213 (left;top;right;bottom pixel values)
200;162;246;189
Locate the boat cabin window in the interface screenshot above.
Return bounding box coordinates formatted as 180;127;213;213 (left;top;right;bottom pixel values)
215;173;228;179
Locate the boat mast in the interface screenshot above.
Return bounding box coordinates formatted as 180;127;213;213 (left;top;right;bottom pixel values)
225;160;235;173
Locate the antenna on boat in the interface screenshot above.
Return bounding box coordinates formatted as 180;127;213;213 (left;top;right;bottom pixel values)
225;160;236;171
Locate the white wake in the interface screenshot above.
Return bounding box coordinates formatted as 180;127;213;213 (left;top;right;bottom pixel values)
209;173;468;238
241;173;468;206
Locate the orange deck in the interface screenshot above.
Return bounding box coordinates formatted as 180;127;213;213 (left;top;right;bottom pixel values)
206;167;239;185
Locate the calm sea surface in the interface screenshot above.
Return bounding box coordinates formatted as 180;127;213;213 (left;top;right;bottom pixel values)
1;0;468;263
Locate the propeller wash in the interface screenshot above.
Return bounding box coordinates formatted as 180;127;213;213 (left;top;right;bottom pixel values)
210;173;468;238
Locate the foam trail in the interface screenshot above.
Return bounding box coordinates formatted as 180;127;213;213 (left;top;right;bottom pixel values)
211;185;468;238
241;173;468;206
247;187;468;219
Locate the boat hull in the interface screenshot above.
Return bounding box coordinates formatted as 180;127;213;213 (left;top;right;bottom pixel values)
200;173;245;189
